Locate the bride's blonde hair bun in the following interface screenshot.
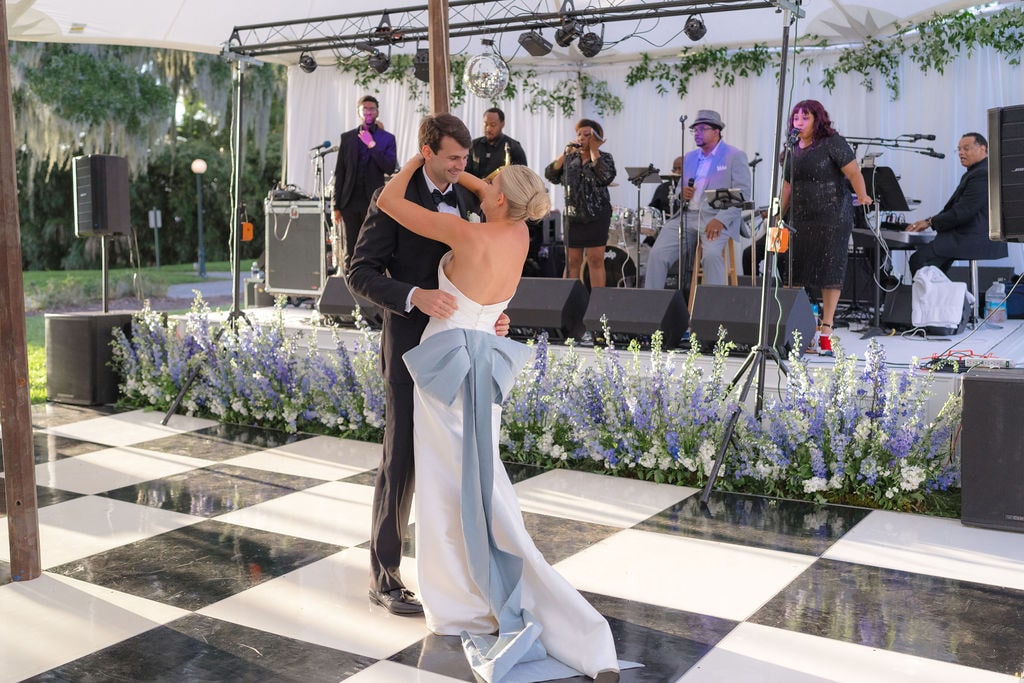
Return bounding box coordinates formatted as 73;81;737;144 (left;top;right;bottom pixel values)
498;166;551;222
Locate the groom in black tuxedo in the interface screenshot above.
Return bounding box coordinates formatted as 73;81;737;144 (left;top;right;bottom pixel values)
349;113;504;615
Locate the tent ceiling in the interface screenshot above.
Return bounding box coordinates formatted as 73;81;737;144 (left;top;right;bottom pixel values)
7;0;996;65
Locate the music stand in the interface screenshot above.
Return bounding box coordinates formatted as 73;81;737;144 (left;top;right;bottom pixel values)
860;166;910;337
626;165;663;287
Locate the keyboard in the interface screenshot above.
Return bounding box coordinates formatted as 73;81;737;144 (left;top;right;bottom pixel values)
853;227;936;245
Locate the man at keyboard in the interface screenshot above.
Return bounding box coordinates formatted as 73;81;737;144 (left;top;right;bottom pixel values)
906;132;1007;273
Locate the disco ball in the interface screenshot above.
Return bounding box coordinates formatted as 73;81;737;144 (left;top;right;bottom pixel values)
463;53;510;99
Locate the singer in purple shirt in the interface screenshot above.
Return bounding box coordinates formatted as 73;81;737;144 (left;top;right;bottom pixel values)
332;95;398;273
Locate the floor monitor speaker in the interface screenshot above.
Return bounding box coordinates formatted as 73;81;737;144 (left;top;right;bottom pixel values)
73;154;130;236
317;275;382;328
506;277;588;341
689;286;815;357
45;312;133;405
961;368;1024;532
582;287;688;345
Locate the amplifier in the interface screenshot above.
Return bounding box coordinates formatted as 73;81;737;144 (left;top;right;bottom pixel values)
264;199;327;297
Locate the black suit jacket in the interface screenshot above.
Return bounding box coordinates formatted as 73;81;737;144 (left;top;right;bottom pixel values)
930;158;1007;261
333;125;397;211
347;168;482;385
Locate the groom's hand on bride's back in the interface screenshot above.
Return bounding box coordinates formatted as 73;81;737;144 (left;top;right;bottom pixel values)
412;288;458;318
495;312;510;337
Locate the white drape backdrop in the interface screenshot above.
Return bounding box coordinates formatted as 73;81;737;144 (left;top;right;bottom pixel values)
284;43;1024;275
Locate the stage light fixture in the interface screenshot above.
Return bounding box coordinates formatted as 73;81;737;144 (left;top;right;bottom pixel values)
577;28;603;58
554;18;581;48
684;14;707;41
368;49;390;74
298;51;317;73
375;11;392;35
414;48;430;83
517;30;552;57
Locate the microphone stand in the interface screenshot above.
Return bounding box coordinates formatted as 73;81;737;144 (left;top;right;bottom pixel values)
845;135;945;160
677;114;688;292
700;2;804;507
748;154;762;286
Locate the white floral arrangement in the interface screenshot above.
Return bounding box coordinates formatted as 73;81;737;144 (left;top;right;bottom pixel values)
467;211;482;223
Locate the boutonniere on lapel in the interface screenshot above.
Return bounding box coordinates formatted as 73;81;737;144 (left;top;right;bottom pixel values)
467;211;481;223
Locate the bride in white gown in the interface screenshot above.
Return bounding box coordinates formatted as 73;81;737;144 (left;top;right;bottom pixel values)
377;155;620;683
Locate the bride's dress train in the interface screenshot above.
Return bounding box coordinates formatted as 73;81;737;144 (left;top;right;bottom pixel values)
404;253;619;682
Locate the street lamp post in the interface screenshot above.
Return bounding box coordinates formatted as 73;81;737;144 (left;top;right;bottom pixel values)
191;158;208;278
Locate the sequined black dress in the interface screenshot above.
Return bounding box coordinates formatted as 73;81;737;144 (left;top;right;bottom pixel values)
783;134;856;289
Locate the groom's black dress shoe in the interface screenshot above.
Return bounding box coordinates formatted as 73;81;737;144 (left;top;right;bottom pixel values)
369;587;423;615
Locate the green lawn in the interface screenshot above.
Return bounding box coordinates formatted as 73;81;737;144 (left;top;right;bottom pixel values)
22;261;232;403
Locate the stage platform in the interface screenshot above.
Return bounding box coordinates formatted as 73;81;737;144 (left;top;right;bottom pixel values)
214;300;1024;424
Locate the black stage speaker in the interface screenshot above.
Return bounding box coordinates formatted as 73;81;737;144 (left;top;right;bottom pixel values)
987;104;1024;242
45;312;133;405
506;277;588;341
73;154;130;236
582;288;688;346
689;286;815;357
961;368;1024;532
317;275;382;328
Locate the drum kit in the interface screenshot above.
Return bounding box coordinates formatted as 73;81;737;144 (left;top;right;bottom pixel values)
582;205;665;288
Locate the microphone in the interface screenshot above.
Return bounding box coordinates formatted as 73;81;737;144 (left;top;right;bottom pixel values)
909;133;937;141
926;150;945;159
309;140;331;152
681;177;696;210
318;145;339;156
786;128;800;149
679;114;688;126
748;152;763;168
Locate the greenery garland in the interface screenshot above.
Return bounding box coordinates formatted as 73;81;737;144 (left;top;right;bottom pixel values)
336;53;622;118
626;6;1024;101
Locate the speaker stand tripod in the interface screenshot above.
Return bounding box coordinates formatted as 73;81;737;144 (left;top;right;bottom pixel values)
700;2;803;508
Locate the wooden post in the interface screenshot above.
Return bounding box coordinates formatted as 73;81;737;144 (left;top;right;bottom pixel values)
427;0;451;113
0;1;43;581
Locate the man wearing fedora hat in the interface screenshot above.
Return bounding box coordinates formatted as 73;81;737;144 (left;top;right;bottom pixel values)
645;109;750;291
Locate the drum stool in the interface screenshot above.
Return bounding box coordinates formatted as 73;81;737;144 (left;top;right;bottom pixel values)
689;237;738;311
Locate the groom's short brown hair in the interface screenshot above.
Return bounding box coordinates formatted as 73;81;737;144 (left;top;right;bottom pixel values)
419;113;472;152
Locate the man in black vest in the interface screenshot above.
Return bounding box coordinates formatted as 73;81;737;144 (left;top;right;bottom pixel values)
332;95;397;273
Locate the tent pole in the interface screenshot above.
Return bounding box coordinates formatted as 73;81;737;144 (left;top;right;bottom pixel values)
427;0;451;113
0;0;42;582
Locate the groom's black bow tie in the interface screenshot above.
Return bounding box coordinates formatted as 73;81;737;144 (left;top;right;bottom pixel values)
431;189;458;208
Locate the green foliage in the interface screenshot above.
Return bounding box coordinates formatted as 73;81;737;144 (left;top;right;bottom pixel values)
824;7;1024;99
626;6;1023;102
335;56;620;118
625;45;775;98
23;45;175;133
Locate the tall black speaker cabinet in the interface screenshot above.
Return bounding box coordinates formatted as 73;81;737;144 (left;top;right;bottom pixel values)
45;312;134;405
961;368;1024;533
987;104;1024;242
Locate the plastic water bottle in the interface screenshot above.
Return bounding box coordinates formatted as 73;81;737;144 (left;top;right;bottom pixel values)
985;280;1007;323
251;260;261;281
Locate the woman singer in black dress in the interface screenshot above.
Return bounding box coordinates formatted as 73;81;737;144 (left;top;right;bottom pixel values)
779;99;872;355
545;118;617;289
